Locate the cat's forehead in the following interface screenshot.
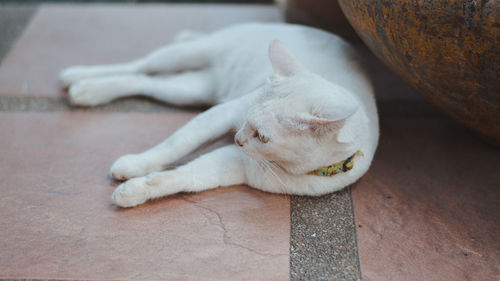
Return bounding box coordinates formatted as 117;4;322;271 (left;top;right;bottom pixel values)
247;103;279;129
247;101;302;137
254;91;309;116
248;94;304;130
267;73;342;102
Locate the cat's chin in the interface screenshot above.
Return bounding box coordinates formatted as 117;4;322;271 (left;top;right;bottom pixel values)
238;148;297;173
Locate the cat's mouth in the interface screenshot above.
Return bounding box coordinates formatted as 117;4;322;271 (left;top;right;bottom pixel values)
238;146;263;160
235;142;270;162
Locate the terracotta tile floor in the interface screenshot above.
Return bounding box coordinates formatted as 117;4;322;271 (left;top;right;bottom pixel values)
0;4;290;281
353;115;500;281
0;4;282;97
1;3;499;281
0;113;289;280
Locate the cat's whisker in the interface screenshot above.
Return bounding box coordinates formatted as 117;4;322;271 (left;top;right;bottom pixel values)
261;160;288;194
255;159;271;180
271;163;289;194
274;163;293;195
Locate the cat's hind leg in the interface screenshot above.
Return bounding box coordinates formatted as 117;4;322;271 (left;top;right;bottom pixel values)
60;39;213;87
111;145;247;207
59;62;144;88
69;70;215;106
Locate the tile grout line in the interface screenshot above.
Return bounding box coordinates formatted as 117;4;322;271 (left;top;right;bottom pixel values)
0;96;205;113
349;186;363;281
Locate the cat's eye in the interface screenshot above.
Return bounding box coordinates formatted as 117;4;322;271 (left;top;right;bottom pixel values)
254;130;269;143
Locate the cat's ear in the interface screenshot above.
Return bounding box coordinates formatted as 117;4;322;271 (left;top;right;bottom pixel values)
268;40;303;77
293;102;358;142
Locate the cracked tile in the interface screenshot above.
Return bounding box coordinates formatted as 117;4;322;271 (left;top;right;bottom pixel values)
0;112;289;280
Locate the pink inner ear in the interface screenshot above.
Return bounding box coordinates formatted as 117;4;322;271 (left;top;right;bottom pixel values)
308;117;345;130
308;112;343;126
293;113;346;131
268;40;302;77
308;117;332;126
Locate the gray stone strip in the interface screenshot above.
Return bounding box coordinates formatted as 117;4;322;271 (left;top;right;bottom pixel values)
290;188;361;281
0;5;37;63
0;96;205;113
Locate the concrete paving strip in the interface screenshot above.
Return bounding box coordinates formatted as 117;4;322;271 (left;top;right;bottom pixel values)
0;95;204;113
290;188;361;281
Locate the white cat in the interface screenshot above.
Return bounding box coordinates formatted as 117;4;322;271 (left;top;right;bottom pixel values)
60;23;379;207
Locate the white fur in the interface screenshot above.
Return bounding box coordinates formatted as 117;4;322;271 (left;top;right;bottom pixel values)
60;23;379;207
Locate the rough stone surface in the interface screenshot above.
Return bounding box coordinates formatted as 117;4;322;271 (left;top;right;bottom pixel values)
290;189;361;281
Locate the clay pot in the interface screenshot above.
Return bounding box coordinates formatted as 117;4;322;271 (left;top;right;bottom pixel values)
337;0;500;145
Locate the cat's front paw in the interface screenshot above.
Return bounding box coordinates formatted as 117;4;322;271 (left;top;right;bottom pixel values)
111;177;152;207
110;154;155;181
68;80;113;106
59;66;93;87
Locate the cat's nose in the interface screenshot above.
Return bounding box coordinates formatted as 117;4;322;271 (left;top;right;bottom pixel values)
235;137;244;147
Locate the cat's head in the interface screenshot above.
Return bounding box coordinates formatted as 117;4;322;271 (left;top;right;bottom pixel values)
235;40;360;174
